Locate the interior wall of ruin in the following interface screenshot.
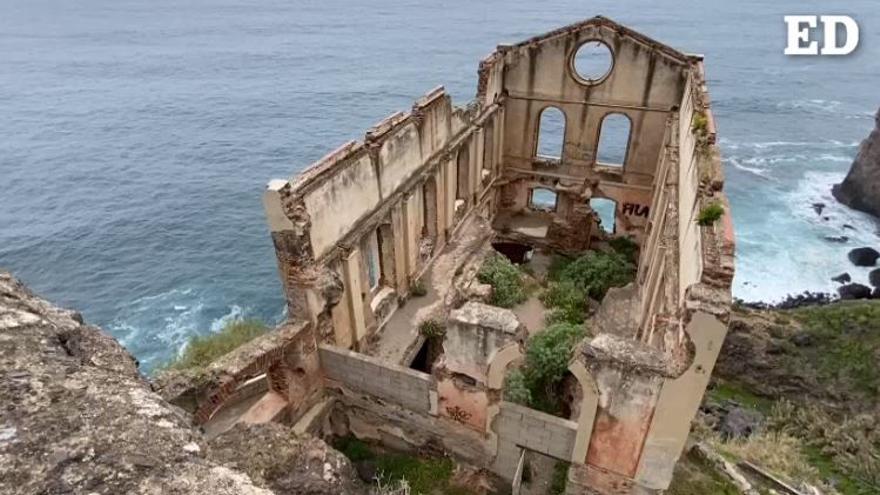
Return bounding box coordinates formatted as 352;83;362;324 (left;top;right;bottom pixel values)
479;19;691;247
264;88;505;348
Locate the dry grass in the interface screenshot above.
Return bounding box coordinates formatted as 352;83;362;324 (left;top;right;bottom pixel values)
706;431;822;486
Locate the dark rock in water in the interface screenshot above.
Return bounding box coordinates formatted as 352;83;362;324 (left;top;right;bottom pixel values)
812;202;826;215
832;272;852;284
848;247;880;267
720;407;764;440
736;291;835;311
833;108;880;218
843;224;856;230
870;268;880;289
791;332;813;347
838;283;873;300
824;235;849;243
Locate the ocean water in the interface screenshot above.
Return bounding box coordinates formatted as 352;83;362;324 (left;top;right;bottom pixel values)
2;0;879;372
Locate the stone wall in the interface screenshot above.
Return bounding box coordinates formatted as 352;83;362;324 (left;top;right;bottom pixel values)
319;345;433;414
264;87;504;349
493;401;579;478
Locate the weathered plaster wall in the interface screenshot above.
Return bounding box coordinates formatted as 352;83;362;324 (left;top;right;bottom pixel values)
264;87;504;349
493;401;579;479
319;345;433;413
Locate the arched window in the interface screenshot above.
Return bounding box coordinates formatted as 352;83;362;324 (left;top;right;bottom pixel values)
530;188;558;212
597;114;631;167
590;198;617;233
536;107;566;160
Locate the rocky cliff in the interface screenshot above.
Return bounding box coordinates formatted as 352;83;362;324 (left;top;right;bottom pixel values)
833;107;880;217
0;271;365;495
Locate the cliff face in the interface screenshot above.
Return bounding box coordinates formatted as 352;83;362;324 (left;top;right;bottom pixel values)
0;271;364;495
833;108;880;217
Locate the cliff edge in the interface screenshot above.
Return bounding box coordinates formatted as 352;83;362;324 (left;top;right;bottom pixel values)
0;271;364;495
833;108;880;218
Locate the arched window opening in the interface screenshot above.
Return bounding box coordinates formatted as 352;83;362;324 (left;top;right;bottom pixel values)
597;114;631;168
590;198;616;234
536;107;566;161
529;188;558;212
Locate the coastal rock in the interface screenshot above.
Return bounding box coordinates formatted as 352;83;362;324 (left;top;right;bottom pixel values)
719;407;764;440
0;271;360;495
870;268;880;289
832;272;852;284
847;247;880;267
824;235;849;243
833;108;880;217
208;423;367;495
838;283;873;300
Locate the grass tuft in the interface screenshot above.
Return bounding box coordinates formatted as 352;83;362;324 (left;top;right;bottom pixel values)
159;319;268;372
696;202;725;226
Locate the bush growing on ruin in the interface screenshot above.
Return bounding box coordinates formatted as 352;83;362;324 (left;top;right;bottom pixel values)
553;251;635;300
696;202;725;226
160;319;268;371
418;319;445;340
410;278;427;297
503;368;532;406
609;235;640;263
477;254;527;308
541;281;587;325
541;252;635;324
507;322;586;415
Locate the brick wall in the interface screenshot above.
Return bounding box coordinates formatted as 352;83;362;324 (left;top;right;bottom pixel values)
493;401;578;478
319;345;433;413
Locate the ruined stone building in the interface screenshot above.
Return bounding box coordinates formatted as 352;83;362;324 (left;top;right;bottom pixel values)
174;17;735;494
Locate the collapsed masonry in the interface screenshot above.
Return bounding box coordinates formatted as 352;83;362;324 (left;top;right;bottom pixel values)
175;17;735;494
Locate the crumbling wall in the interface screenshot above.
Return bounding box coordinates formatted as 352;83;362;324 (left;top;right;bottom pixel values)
319;345;433;413
492;401;579;478
482;17;694;248
264;87;504;349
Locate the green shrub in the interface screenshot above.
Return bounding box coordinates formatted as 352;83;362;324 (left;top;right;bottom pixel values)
506;322;586;415
550;251;635;301
692;112;709;135
550;462;570;495
160;319;268;372
418;319;445;340
609;236;640;263
410;278;427;297
477;254;527;308
541;281;587;325
503;368;532;406
696;202;725;226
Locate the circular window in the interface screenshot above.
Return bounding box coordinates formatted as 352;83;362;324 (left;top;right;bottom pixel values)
572;41;613;84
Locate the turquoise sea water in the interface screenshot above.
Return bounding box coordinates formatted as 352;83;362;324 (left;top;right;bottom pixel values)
2;0;878;371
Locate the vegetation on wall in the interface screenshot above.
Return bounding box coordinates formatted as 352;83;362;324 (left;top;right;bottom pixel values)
504;322;586;415
696;202;725;227
477;254;527;308
417;319;445;340
158;319;268;372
